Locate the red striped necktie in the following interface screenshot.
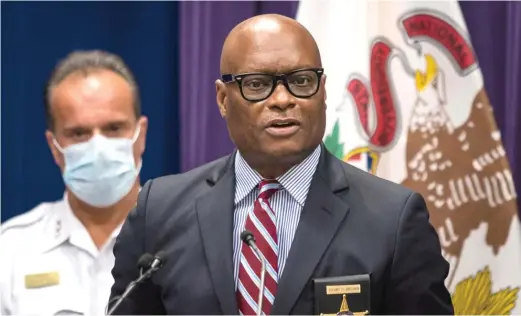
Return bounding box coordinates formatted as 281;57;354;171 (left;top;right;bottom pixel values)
237;179;281;315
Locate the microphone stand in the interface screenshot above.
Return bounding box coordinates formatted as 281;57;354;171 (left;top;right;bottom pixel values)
249;241;266;316
106;264;160;315
240;230;267;316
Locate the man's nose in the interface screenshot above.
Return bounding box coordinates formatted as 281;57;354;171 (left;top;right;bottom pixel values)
267;82;295;110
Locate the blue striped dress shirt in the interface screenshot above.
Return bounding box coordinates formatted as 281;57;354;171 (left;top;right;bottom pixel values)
232;145;322;288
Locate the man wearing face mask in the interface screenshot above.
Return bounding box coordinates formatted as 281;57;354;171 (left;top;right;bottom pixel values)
0;50;148;315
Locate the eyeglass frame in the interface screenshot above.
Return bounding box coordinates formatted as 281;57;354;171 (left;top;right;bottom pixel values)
221;67;325;102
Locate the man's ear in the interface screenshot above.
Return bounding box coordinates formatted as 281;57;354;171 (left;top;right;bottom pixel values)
136;115;148;155
45;130;65;172
321;74;327;109
215;80;227;118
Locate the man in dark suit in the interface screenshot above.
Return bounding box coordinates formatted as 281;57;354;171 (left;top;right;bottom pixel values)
109;14;454;315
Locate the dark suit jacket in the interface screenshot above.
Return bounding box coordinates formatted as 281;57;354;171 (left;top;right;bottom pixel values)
109;145;454;315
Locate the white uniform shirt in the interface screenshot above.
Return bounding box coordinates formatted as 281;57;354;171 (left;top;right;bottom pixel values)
0;195;121;315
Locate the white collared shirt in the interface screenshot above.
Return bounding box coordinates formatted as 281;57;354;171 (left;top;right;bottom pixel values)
232;145;322;287
0;195;122;315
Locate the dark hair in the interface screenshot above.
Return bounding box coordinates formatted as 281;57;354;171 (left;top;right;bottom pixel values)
43;50;141;130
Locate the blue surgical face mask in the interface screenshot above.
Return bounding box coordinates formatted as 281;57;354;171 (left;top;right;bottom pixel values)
53;127;142;208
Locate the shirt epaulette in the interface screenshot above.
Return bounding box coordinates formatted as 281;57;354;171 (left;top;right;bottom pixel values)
0;202;52;235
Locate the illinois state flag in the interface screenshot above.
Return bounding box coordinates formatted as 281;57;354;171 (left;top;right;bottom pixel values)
297;0;521;314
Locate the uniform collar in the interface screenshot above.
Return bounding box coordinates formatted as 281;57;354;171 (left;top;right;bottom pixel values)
39;193;126;255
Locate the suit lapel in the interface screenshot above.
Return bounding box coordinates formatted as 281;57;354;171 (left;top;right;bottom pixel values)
271;148;351;315
196;154;238;315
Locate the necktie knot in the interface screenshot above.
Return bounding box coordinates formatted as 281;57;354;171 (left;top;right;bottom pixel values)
258;179;281;200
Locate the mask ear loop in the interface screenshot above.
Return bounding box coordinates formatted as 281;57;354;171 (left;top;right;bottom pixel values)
132;124;141;143
131;124;143;172
52;137;65;153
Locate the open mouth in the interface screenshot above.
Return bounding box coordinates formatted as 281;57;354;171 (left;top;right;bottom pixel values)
269;121;299;128
265;119;301;137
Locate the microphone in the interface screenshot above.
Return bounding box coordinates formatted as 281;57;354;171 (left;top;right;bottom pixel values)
149;251;167;270
240;230;265;316
106;251;167;315
137;253;154;274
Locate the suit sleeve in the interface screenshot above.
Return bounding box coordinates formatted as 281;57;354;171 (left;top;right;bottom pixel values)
385;192;454;315
108;179;166;314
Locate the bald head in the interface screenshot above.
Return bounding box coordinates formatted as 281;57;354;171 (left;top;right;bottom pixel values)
220;14;321;74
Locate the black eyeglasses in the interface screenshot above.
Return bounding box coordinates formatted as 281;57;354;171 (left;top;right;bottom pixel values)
221;68;324;102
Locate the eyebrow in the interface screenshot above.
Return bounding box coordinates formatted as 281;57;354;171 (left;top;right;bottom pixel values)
62;120;130;131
